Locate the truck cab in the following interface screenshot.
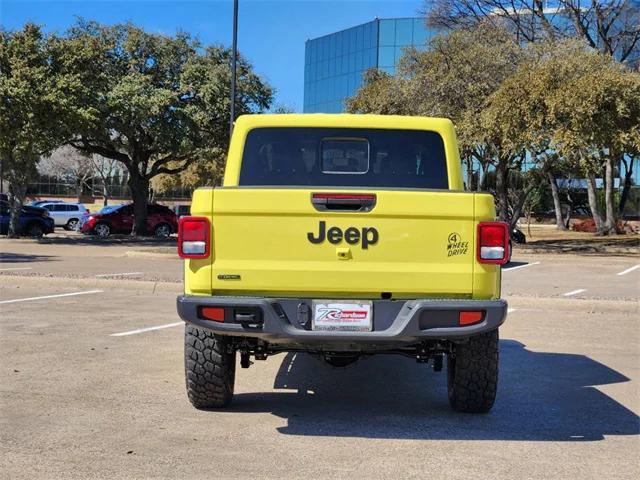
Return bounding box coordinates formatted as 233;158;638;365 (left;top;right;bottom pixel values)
177;114;509;413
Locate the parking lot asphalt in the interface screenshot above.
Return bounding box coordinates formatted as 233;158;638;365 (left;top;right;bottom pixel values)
1;234;639;479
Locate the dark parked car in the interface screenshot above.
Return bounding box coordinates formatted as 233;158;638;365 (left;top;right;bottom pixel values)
80;203;177;238
0;200;55;237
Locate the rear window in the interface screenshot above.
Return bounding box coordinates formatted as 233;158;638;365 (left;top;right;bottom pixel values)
239;127;448;189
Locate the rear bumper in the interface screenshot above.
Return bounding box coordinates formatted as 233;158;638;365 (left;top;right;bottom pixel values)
176;295;507;346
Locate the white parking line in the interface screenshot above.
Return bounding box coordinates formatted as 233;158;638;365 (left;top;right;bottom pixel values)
562;289;586;297
507;308;517;313
0;290;103;305
617;265;640;276
0;267;33;271
95;272;144;278
503;262;540;272
110;322;183;337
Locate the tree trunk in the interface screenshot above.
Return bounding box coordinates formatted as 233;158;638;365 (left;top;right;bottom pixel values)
128;172;149;236
477;161;490;192
618;157;633;216
495;161;509;222
102;184;109;207
547;171;566;230
509;186;533;232
603;156;617;234
586;173;605;234
8;182;27;238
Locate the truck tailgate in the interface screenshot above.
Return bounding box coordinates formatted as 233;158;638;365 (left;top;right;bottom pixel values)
209;188;475;298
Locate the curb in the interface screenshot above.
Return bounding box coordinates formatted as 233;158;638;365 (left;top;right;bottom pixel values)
515;245;639;256
0;273;182;294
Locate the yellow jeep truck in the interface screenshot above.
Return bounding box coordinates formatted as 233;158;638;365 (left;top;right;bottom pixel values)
177;114;509;413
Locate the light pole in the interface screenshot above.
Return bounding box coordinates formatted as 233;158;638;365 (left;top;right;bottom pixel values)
229;0;239;137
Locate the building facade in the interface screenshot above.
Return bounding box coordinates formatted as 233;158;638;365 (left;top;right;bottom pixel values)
303;18;440;113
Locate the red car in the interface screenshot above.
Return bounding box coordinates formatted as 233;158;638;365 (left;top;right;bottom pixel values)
81;203;177;238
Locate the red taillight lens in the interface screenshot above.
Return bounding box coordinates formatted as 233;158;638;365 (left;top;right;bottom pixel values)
477;221;509;265
459;310;484;326
312;193;376;201
201;307;225;322
178;216;210;259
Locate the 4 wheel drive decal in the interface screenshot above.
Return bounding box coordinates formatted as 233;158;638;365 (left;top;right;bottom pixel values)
307;221;379;249
447;232;469;257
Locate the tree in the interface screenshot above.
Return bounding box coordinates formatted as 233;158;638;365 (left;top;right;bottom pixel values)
425;0;640;65
0;24;68;236
550;51;640;234
348;24;526;223
38;146;95;201
60;21;273;235
345;69;411;115
483;40;583;230
484;39;640;234
90;154;120;206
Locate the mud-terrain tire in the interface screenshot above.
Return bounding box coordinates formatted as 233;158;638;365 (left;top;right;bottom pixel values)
447;329;499;413
185;325;236;409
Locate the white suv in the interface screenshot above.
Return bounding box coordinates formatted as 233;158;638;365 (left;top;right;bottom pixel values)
41;202;88;230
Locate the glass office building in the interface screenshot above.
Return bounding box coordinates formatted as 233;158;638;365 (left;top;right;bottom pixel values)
303;18;440;113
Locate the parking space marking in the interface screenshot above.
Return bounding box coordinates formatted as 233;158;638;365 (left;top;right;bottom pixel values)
95;272;144;278
503;262;540;272
562;289;586;297
0;289;103;304
110;322;183;337
617;264;640;276
507;308;517;313
0;267;33;271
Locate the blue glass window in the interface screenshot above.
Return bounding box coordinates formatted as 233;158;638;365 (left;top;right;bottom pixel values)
412;18;428;46
337;31;345;56
371;21;379;49
309;42;315;64
395;18;413;45
355;26;363;52
347;28;355;54
378;46;394;67
379;19;395;46
363;22;371;49
395;45;405;63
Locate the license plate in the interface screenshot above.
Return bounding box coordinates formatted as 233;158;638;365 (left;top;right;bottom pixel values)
312;301;373;332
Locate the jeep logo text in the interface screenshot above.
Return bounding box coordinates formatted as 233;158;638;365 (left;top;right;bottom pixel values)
307;221;379;249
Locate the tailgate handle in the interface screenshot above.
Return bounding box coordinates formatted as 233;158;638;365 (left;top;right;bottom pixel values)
311;193;376;212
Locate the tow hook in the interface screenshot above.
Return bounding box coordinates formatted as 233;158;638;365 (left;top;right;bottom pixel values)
416;345;429;363
432;354;443;372
240;351;253;368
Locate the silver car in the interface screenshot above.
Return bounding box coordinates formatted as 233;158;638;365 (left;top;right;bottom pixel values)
41;202;88;231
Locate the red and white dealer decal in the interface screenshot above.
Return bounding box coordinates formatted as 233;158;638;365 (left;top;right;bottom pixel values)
312;301;373;332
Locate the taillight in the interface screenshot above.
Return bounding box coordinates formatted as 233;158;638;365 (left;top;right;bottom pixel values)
200;307;225;322
477;221;509;265
459;311;484;326
178;216;210;259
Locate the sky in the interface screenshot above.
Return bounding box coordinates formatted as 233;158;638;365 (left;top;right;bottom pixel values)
1;0;424;111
